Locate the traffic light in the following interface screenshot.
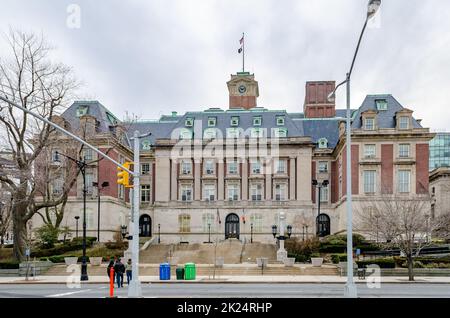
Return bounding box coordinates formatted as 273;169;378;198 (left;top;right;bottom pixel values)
117;162;132;187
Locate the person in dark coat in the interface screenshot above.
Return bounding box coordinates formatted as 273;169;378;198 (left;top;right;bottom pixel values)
114;258;125;288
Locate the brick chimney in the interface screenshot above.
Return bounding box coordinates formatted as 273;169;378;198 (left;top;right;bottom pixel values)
303;81;336;118
227;72;259;109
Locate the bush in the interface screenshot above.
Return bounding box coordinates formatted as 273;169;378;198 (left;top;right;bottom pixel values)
0;261;19;269
72;237;97;244
331;254;347;264
34;224;60;249
105;241;128;250
356;258;396;269
31;238;97;258
394;256;450;268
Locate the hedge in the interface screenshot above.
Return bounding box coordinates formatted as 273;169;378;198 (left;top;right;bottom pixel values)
31;239;97;258
356;258;396;269
331;254;347;264
0;261;20;269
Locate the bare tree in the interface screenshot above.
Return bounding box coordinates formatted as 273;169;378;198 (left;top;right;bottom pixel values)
433;212;450;241
356;195;432;281
0;191;12;246
0;29;78;261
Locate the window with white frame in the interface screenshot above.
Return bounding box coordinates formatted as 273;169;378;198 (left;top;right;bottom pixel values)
398;170;411;193
142;140;151;150
185;117;194;127
203;128;217;139
364;118;375;130
273;128;287;138
318;138;328;148
226;128;240;139
251;183;263;201
83;149;93;161
227;183;240;201
227;161;238;175
204;160;215;175
230;116;239;126
253;116;262;126
203;184;216;201
180;128;192;139
399;116;409;129
251;160;261;174
180;184;192;201
318;161;328;173
399;144;410;158
274;183;287;201
364;170;376;193
276;116;285;126
76;105;89;117
250;213;263;233
276;159;287;174
250;128;264;138
376;99;388;111
364;144;376;158
181;161;192;175
141;163;150;175
320;186;328;202
202;213;215;233
141;185;151;202
85;172;94;195
207;117;216;127
52;177;64;195
178;214;191;233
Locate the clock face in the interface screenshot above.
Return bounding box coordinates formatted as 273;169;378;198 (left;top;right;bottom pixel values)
238;85;247;94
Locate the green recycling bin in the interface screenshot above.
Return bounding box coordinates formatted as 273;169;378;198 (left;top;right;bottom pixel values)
184;263;196;280
176;267;185;280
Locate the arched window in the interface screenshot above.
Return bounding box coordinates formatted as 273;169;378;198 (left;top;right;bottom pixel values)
318;138;328;149
203;128;217;139
179;128;192;140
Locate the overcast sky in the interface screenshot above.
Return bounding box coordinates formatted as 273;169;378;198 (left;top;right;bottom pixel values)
1;0;449;130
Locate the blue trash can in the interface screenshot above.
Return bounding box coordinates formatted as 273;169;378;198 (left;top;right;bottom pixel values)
159;263;171;280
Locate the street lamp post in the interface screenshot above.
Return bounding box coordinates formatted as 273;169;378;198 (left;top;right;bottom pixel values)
57;151;89;281
158;223;161;244
74;216;80;238
93;181;109;243
208;223;211;244
327;0;381;298
250;223;253;243
312;179;329;237
271;212;293;262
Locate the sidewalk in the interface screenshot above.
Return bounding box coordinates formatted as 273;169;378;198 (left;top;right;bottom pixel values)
1;275;450;284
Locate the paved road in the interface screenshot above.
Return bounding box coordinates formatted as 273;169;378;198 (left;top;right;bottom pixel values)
0;283;449;298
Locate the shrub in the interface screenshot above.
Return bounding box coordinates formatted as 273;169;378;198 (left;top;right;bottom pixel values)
0;261;20;269
72;237;97;244
331;254;347;264
105;241;128;250
34;224;60;249
356;258;396;269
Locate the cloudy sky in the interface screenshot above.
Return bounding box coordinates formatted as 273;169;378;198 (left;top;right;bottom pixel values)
1;0;449;130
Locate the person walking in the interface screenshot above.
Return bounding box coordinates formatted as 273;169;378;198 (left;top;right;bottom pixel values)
125;259;132;285
114;258;125;288
107;259;115;283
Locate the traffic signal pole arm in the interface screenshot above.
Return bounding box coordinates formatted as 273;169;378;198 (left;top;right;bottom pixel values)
0;95;134;175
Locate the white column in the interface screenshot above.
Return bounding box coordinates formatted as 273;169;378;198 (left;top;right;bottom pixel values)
276;211;288;262
171;160;177;201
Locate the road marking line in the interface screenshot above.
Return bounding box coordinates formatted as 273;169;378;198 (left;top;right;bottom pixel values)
46;289;92;297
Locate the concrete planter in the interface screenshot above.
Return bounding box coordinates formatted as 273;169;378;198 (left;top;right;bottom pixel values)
89;257;103;266
311;258;324;267
64;257;78;266
283;257;295;267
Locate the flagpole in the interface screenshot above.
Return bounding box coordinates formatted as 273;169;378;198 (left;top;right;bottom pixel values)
242;32;245;72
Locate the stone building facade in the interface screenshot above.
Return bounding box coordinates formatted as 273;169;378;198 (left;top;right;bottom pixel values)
31;72;434;243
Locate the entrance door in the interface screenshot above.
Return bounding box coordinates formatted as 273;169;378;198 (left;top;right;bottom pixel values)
139;214;152;237
225;213;240;239
316;213;330;237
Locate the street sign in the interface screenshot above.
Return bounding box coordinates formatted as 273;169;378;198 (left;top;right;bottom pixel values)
25;248;30;257
356;249;361;255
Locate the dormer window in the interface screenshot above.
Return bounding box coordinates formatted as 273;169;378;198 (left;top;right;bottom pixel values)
180;128;192;140
318;138;328;149
203;128;217;139
185;117;194;127
76;105;89;117
230;116;239;126
253;116;262;126
276;116;285;126
208;117;216;127
364;118;375;130
399;116;409;129
106;112;118;125
142;140;151;150
273;128;287;138
250;128;264;138
375;99;388;111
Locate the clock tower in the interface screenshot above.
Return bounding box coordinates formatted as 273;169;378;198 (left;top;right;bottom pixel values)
227;72;259;109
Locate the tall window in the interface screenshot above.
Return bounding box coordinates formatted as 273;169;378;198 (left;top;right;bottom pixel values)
250;213;263;233
86;209;95;229
52;177;64;195
320;186;328;202
180;185;192;201
251;160;261;174
399;116;409;129
178;214;191;233
83;149;93;161
399;144;410;158
141;163;150;175
227;161;238;175
364;118;375;130
181;161;192;175
85;172;94;195
204;160;215;175
251;184;263;201
51;149;60;162
276;159;287;174
398;170;411;193
227;183;240;201
364;170;376;193
274;184;287;201
364;144;376;158
202;213;215;233
203;184;216;201
318;161;328;173
141;185;151;202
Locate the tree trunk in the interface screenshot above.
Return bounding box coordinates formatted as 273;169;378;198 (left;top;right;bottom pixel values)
407;254;414;281
12;206;28;262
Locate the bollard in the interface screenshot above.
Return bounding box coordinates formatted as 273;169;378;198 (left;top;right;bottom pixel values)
109;267;115;298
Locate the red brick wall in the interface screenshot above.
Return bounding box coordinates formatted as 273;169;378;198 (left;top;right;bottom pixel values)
304;106;336;118
229;96;257;109
311;161;316;202
98;148;118;198
416;144;430;194
303;81;336;118
381;144;393;194
351;145;359;195
331;161;338;203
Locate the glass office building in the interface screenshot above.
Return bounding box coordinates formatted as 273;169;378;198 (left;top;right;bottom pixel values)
429;132;450;170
